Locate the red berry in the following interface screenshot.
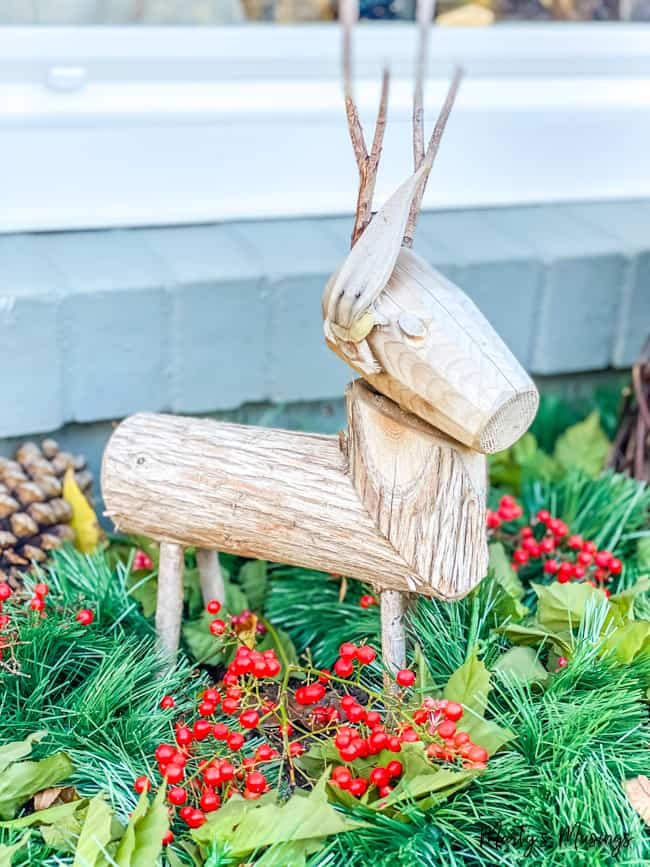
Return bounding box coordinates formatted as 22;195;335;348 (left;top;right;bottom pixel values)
289;742;304;757
609;558;623;575
198;701;216;717
206;599;222;614
134;775;150;794
454;732;470;746
33;582;49;597
245;771;266;794
265;658;281;677
185;809;206;829
400;728;419;743
539;537;555;554
348;778;368;797
239;709;260;729
165;763;184;784
227;732;245;751
537;509;551;523
444;702;463;722
331;766;352;788
209;619;226;636
204;688;221;704
30;596;45;612
369;730;388;753
155;743;175;763
356;645;376;665
544;559;559;575
369;767;390;788
557;563;573;584
175;726;193;747
160;695;174;710
386;760;403;778
582;541;597;554
486;511;501;529
346;704;365;723
557;656;568;668
595;568;608;583
222;697;239;715
193;720;213;741
468;745;488;763
334;657;354;677
395;669;416;687
168;786;187;805
365;710;382;726
76;608;93;626
202;765;221;786
595;551;612;568
133;550;154;571
572;565;586;579
339;642;357;659
500;495;516;509
359;594;376;609
179;806;193;821
437;719;457;739
213;723;229;740
200;789;221;812
0;584;11;601
513;549;529;565
162;831;174;846
387;736;402;752
567;535;583;550
219;761;235;781
577;551;593;566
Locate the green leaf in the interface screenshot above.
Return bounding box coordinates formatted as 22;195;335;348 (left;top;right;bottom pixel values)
73;793;115;867
444;648;491;716
601;621;650;664
0;732;47;774
0;832;30;867
383;765;474;807
0;799;85;830
0;751;74;820
497;622;572;655
609;578;650;622
533;581;605;633
183;612;228;666
489;542;524;600
239;560;269;612
553;411;610;477
191;773;364;858
115;784;168;867
493;646;549;686
638;537;650;571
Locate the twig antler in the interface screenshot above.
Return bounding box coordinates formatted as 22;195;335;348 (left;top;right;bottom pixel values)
403;0;462;248
341;0;390;247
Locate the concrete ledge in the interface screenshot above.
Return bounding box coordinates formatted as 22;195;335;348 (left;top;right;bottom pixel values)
0;200;648;439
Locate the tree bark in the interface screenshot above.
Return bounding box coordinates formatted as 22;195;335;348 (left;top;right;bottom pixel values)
196;548;226;607
155;542;184;660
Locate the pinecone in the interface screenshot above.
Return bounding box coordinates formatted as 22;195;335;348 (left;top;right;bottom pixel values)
0;438;93;589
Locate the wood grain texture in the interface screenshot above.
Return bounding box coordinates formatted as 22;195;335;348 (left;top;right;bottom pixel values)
196;548;226;606
101;381;488;600
346;380;488;598
380;589;407;690
156;542;184;659
325;245;538;453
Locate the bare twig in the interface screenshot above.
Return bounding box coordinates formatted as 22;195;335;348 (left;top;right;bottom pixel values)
353;67;390;245
341;0;367;172
413;0;436;170
403;66;463;248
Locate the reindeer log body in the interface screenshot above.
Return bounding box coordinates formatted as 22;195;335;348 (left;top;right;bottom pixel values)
102;380;487;606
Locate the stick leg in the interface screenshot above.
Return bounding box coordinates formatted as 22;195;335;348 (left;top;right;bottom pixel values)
156;542;185;660
381;589;407;692
196;548;226;607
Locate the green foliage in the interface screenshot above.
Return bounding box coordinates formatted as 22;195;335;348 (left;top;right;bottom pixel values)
0;733;73;820
265;566;380;667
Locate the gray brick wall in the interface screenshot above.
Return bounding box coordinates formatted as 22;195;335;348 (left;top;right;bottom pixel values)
1;199;648;441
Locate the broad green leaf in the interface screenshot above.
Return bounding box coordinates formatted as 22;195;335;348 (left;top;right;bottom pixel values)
602;621;650;664
497;622;572;655
0;832;30;867
192;774;364;857
255;839;323;867
183;612;228;666
73;793;114;867
115;784;168;867
610;578;650;622
0;799;85;830
256;623;299;668
489;542;524;600
0;752;74;820
553;411;609;477
493;646;548;686
239;560;269;612
0;732;47;774
384;766;473;806
129;784;169;867
444;649;491;716
533;581;605;633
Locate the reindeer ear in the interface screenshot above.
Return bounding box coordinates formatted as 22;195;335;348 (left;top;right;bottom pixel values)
323;165;427;339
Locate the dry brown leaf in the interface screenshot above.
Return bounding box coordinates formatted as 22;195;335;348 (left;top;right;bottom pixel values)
625;775;650;825
33;785;77;811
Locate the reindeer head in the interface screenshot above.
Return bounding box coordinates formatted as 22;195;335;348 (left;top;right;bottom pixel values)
323;0;538;454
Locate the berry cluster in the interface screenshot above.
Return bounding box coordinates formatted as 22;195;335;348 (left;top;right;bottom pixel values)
132;605;492;843
487;496;623;595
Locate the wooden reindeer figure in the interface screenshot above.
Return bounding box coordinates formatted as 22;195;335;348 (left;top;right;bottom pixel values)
101;0;538;676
